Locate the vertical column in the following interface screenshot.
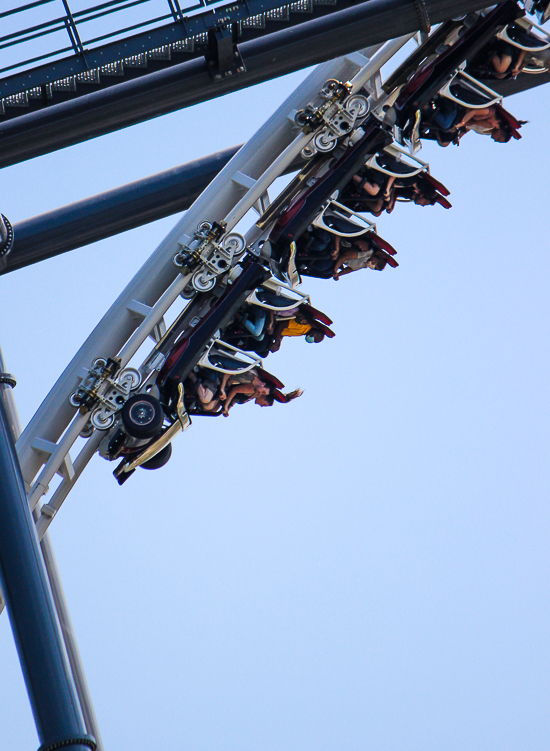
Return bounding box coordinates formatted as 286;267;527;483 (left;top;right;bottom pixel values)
0;395;95;751
0;346;103;749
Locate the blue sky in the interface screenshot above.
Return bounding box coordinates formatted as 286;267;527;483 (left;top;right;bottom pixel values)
0;53;549;751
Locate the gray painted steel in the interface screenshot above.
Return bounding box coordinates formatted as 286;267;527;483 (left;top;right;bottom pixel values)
15;51;374;488
37;532;104;751
0;0;490;169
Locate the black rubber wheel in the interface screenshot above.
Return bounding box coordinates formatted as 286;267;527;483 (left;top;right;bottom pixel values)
140;443;172;470
121;394;164;439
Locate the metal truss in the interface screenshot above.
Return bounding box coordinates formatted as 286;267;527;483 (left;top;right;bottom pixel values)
0;0;491;168
1;0;363;107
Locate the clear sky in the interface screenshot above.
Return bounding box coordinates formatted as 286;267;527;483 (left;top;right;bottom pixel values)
0;43;549;751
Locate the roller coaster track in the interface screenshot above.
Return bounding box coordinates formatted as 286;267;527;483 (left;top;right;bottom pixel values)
0;0;497;167
10;0;544;534
17;40;406;515
2;2;549;747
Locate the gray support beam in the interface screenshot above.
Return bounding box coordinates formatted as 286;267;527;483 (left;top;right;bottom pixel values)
36;534;104;751
0;0;490;169
0;392;93;751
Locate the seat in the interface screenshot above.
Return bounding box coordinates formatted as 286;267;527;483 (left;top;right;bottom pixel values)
439;70;502;109
497;18;550;52
311;200;376;238
197;339;262;374
246;278;309;311
365;144;429;178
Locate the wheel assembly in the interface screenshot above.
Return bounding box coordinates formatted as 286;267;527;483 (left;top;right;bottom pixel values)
191;270;216;292
121;394;164;439
140;443;173;470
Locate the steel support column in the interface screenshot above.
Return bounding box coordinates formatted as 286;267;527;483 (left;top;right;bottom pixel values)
0;392;94;751
0;346;103;750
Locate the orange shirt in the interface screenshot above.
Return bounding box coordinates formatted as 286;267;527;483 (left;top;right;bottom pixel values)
281;320;312;337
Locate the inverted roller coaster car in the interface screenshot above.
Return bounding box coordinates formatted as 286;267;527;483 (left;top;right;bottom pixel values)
338;146;451;214
156;261;268;415
223;287;335;356
183;363;288;417
108;260;268;482
293;203;398;280
267;122;391;259
391;2;522;136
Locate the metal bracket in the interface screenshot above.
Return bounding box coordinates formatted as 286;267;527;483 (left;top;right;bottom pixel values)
0;215;14;259
173;221;247;293
294;79;370;156
173;221;226;272
37;735;97;751
206;25;246;80
68;357;121;411
87;366;142;431
31;438;75;483
127;300;167;343
0;372;16;388
67;357;143;431
295;79;353;133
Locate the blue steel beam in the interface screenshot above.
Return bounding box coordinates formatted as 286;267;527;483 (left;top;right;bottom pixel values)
0;394;95;751
4;145;241;273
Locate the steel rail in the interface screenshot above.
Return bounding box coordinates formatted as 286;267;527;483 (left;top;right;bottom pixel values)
6;62;546;276
0;0;491;168
16;50;374;492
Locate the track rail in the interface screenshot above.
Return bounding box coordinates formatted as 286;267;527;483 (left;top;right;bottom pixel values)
17;43;394;514
14;2;547;538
